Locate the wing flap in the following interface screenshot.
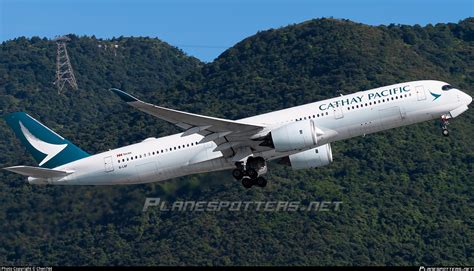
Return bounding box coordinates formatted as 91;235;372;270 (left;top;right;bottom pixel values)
3;165;73;178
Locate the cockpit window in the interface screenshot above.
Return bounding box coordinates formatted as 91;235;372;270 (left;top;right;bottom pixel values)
442;85;454;91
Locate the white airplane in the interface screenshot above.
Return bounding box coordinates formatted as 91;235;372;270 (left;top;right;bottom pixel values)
3;80;472;188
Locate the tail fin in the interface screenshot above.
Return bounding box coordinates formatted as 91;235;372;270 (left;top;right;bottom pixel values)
4;112;90;169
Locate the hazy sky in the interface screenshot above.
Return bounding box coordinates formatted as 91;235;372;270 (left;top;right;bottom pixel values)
1;0;472;62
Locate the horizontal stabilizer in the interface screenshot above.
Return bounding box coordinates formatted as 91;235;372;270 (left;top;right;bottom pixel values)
3;165;73;178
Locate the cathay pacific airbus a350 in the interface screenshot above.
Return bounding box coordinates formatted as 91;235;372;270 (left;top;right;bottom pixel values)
3;80;472;188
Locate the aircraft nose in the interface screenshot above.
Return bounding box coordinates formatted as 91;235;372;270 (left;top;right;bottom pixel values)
462;92;472;106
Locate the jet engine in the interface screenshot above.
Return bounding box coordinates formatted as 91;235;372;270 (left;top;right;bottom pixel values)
279;143;333;170
260;120;322;152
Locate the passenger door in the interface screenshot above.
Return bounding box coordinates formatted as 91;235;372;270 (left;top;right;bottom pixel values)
104;156;114;172
333;107;344;119
416;85;426;101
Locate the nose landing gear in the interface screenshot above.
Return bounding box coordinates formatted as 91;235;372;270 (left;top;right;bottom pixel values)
440;115;450;137
232;156;268;188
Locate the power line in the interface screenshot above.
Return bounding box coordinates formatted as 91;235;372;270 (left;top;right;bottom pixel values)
174;44;231;49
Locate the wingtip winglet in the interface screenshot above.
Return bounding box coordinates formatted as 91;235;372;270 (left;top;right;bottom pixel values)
109;88;139;103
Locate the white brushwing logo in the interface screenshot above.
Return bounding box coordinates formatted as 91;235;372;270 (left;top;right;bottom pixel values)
19;121;67;166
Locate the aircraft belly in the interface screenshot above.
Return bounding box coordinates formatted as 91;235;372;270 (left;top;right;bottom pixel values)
134;161;159;183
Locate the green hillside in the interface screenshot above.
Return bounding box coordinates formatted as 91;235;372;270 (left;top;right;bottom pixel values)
0;18;472;265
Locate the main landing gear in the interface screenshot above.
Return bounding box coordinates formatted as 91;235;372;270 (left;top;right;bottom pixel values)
440;115;450;137
232;156;268;189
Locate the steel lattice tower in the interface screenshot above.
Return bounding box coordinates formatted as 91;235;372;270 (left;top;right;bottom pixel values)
53;36;78;93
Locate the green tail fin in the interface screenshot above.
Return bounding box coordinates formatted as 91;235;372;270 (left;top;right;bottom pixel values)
4;112;90;168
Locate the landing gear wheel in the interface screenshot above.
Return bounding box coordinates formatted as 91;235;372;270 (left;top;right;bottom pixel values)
247;168;258;179
440;115;450;137
232;169;244;180
256;177;267;188
242;177;253;189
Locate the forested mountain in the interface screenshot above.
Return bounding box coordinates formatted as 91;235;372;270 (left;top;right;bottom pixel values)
0;18;472;266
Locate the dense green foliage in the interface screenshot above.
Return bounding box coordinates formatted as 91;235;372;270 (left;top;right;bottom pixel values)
0;18;473;266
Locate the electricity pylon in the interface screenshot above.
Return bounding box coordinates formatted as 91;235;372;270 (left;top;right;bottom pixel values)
53;36;78;93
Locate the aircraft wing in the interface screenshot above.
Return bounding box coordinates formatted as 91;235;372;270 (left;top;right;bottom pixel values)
110;88;268;158
4;165;73;178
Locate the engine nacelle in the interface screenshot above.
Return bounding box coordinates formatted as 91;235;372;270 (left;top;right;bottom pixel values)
280;143;333;170
270;120;319;152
